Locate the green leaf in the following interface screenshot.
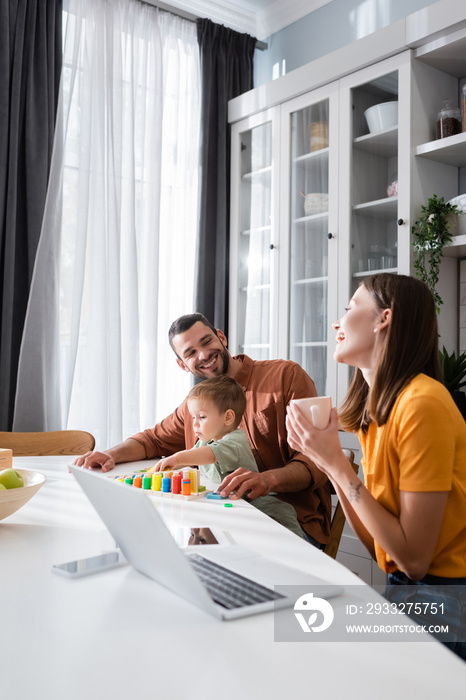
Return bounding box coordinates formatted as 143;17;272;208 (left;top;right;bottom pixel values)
412;195;459;312
439;346;466;392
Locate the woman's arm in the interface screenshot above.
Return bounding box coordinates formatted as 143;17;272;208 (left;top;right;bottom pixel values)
333;466;447;579
286;406;448;579
331;480;376;559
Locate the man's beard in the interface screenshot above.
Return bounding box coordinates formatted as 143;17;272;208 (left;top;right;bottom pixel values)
192;346;230;380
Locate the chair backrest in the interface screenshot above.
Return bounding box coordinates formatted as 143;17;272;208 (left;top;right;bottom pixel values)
0;430;96;456
323;449;359;559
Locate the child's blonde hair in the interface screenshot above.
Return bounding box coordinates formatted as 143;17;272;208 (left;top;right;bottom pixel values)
187;376;246;429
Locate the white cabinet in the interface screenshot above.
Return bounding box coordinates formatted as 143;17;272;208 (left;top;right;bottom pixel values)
230;40;466;401
230;50;450;405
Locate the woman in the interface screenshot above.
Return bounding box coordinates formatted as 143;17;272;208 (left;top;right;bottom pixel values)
286;273;466;659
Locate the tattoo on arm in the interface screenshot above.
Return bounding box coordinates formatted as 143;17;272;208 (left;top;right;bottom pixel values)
348;481;362;503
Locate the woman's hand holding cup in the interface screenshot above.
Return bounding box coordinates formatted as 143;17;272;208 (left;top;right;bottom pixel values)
286;396;344;478
290;396;332;430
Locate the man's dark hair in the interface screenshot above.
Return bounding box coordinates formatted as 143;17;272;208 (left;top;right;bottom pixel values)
168;313;218;354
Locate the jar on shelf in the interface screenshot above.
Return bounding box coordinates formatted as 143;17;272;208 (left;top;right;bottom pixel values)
436;99;461;139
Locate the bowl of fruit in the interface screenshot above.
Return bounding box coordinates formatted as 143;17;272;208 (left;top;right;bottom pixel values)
0;468;46;521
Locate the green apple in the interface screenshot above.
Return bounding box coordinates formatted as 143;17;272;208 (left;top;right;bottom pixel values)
0;468;24;489
0;483;6;490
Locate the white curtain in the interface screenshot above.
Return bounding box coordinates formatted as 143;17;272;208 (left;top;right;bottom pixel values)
13;0;201;448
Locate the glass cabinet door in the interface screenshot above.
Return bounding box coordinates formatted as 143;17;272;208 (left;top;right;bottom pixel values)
230;110;279;360
337;53;411;399
289;101;329;396
281;87;338;400
348;70;399;294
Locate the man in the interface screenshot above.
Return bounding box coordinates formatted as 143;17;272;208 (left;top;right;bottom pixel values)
75;313;331;547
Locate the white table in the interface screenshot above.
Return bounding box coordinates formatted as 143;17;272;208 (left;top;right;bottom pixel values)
1;457;464;700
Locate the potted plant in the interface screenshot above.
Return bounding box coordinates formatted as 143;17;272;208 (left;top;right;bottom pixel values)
412;194;459;312
439;346;466;420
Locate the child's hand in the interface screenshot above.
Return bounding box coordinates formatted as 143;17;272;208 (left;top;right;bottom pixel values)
154;455;180;472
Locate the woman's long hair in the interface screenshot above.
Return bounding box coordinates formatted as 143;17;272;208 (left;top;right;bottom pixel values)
338;274;442;433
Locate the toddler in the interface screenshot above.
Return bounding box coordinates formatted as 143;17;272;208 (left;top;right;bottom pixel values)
155;375;303;538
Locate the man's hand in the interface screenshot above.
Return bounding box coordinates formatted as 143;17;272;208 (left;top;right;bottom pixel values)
73;451;116;472
73;438;146;473
218;468;274;500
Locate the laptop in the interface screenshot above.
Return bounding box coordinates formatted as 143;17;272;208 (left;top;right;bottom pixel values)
69;465;342;620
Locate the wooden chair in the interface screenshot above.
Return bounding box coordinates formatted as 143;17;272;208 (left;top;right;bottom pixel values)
323;449;359;559
0;430;95;456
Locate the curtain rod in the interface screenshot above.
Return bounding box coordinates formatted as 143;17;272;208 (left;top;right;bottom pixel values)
140;0;268;50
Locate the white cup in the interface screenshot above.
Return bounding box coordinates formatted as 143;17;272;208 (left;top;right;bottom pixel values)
290;396;332;430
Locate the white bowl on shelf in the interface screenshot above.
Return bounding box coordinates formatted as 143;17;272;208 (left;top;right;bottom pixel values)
364;101;398;134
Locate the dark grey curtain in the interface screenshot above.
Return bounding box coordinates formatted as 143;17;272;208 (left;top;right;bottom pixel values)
195;18;256;333
0;0;62;430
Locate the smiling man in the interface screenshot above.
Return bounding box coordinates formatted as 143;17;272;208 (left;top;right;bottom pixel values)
75;313;331;547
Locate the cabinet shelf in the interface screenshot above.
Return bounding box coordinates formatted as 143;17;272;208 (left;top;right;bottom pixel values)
414;26;466;79
293;148;329;167
240;284;271;292
293;212;328;224
241;225;271;236
242;166;272;180
353;196;398;219
353;126;398;157
291;341;327;348
444;234;466;258
353;266;397;278
415;132;466;166
292;276;328;285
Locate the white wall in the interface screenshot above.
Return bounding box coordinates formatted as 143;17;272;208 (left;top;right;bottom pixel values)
254;0;438;87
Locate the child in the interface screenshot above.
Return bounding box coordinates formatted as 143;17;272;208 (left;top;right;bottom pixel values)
155;375;304;538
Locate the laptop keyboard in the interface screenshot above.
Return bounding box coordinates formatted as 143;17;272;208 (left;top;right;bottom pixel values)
188;553;285;609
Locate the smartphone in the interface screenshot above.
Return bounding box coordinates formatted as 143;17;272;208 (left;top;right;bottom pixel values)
52;550;128;578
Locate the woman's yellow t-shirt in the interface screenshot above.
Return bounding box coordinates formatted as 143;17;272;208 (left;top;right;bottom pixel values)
359;374;466;577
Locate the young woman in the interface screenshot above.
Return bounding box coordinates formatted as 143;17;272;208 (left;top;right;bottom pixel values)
286;273;466;659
